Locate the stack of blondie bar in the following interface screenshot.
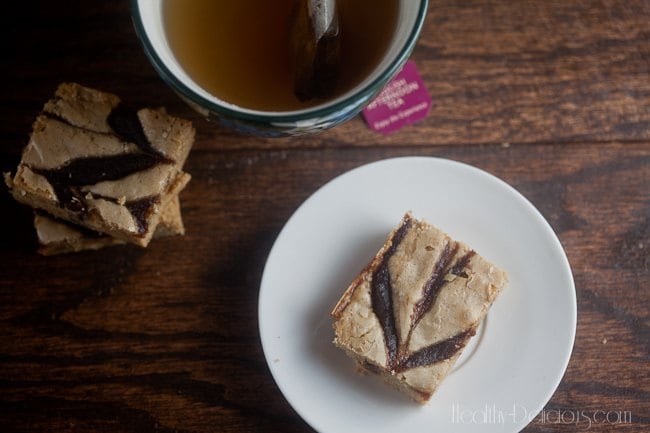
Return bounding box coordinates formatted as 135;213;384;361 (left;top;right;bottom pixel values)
4;83;195;255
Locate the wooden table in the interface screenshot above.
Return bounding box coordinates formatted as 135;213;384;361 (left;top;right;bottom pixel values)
1;1;648;432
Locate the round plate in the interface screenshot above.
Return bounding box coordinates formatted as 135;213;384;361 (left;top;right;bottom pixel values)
259;157;576;433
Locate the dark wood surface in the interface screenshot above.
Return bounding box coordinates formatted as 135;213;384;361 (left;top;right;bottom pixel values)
1;1;648;432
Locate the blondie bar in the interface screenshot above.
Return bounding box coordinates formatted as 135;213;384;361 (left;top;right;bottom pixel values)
34;196;185;255
332;213;508;403
5;83;194;247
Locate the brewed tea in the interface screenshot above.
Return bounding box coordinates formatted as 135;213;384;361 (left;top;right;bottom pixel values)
164;0;398;111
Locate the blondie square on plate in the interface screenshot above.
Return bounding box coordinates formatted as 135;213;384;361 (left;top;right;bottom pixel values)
4;83;194;247
331;212;508;403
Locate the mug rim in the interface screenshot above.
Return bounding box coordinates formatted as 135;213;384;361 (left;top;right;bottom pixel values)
130;0;429;124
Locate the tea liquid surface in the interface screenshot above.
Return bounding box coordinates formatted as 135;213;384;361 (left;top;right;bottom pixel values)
164;0;398;111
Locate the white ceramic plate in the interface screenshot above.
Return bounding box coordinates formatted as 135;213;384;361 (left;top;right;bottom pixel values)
259;157;576;433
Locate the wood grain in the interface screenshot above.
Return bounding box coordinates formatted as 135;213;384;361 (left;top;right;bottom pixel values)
2;143;648;432
0;0;649;432
1;1;649;152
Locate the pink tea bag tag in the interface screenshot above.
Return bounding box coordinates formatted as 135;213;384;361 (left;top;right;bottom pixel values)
362;60;432;134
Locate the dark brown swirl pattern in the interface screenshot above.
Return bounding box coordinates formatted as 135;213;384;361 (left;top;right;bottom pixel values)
370;215;477;372
32;105;173;233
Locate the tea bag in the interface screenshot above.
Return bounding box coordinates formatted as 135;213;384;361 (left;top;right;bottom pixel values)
290;0;341;101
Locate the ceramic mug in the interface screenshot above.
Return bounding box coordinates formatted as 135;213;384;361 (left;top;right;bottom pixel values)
131;0;428;137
